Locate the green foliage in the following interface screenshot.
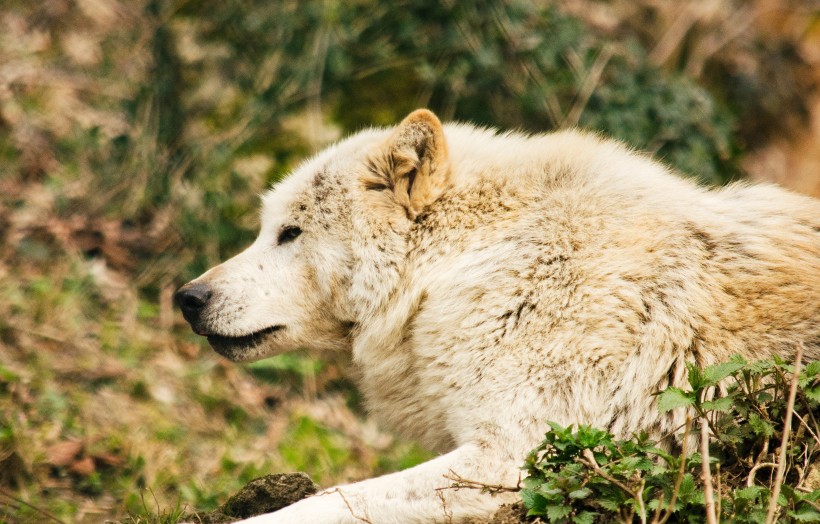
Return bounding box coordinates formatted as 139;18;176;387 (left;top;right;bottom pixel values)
325;2;739;184
247;353;323;387
522;357;820;523
122;490;189;524
278;416;351;480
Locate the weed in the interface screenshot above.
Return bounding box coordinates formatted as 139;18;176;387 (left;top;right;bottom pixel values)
520;354;820;523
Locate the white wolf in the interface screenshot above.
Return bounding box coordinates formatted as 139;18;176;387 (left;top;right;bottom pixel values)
176;109;820;523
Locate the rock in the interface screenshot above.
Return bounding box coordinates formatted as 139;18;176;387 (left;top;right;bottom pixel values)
183;472;319;523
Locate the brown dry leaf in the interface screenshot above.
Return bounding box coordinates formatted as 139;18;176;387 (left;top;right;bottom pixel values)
45;440;83;467
69;456;95;476
91;452;124;468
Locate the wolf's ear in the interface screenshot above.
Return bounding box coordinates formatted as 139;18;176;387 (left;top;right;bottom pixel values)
365;109;450;220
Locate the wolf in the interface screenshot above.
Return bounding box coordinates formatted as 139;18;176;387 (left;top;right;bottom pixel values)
175;109;820;523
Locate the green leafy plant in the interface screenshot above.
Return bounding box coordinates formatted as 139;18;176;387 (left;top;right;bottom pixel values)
521;351;820;523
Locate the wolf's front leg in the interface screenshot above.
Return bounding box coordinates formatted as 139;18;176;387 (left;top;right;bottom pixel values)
238;443;520;524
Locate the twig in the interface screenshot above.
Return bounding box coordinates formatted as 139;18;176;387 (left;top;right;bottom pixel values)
803;499;820;514
438;470;521;494
562;46;613;128
685;7;758;77
320;488;372;524
651;492;666;524
800;390;820;443
715;463;722;520
747;438;771;487
581;448;646;524
656;416;692;524
700;419;718;524
649;2;701;66
747;463;778;487
792;411;820;448
0;487;66;524
437;489;454;524
765;342;804;524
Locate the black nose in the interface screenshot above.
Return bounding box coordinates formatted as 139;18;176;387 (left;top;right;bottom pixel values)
174;282;213;323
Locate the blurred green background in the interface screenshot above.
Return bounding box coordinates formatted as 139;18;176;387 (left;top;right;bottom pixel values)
0;0;818;521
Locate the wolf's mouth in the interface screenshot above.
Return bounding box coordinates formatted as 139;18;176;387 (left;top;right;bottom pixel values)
205;325;284;361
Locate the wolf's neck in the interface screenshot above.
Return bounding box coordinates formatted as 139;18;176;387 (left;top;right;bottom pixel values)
348;214;423;363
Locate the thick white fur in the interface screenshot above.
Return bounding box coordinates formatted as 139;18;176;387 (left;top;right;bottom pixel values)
186;111;820;523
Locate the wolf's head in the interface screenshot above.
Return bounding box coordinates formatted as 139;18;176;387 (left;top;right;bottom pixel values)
175;109;451;361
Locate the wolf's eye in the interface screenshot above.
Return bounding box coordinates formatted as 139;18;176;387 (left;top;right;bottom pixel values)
278;226;302;245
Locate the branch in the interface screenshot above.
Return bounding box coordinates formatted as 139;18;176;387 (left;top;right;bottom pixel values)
747;463;778;488
700;419;718;524
437;470;521;495
319;488;372;524
562;45;613;128
436;489;454;524
581;448;646;524
655;416;692;524
765;342;805;524
0;487;66;524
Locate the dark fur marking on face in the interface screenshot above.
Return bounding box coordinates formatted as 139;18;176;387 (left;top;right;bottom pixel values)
313;171;325;188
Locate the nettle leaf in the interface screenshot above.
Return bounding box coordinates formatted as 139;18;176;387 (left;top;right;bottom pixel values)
573;511;597;524
521;489;547;515
687;363;705;391
617;456;652;472
677;474;696;502
596;498;621;511
735;485;767;501
576;425;610;448
804;386;820;403
546;504;572;520
539;485;564;497
748;413;775;437
803;490;820;503
569;487;592;499
701;396;734;412
703;358;746;386
757;391;774;403
789;507;820;522
781;484;801;503
522;477;542;491
747;359;774;374
658;387;695;413
805;361;820;378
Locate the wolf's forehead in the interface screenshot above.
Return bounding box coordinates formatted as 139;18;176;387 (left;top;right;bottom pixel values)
260;128;388;221
259;161;361;229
